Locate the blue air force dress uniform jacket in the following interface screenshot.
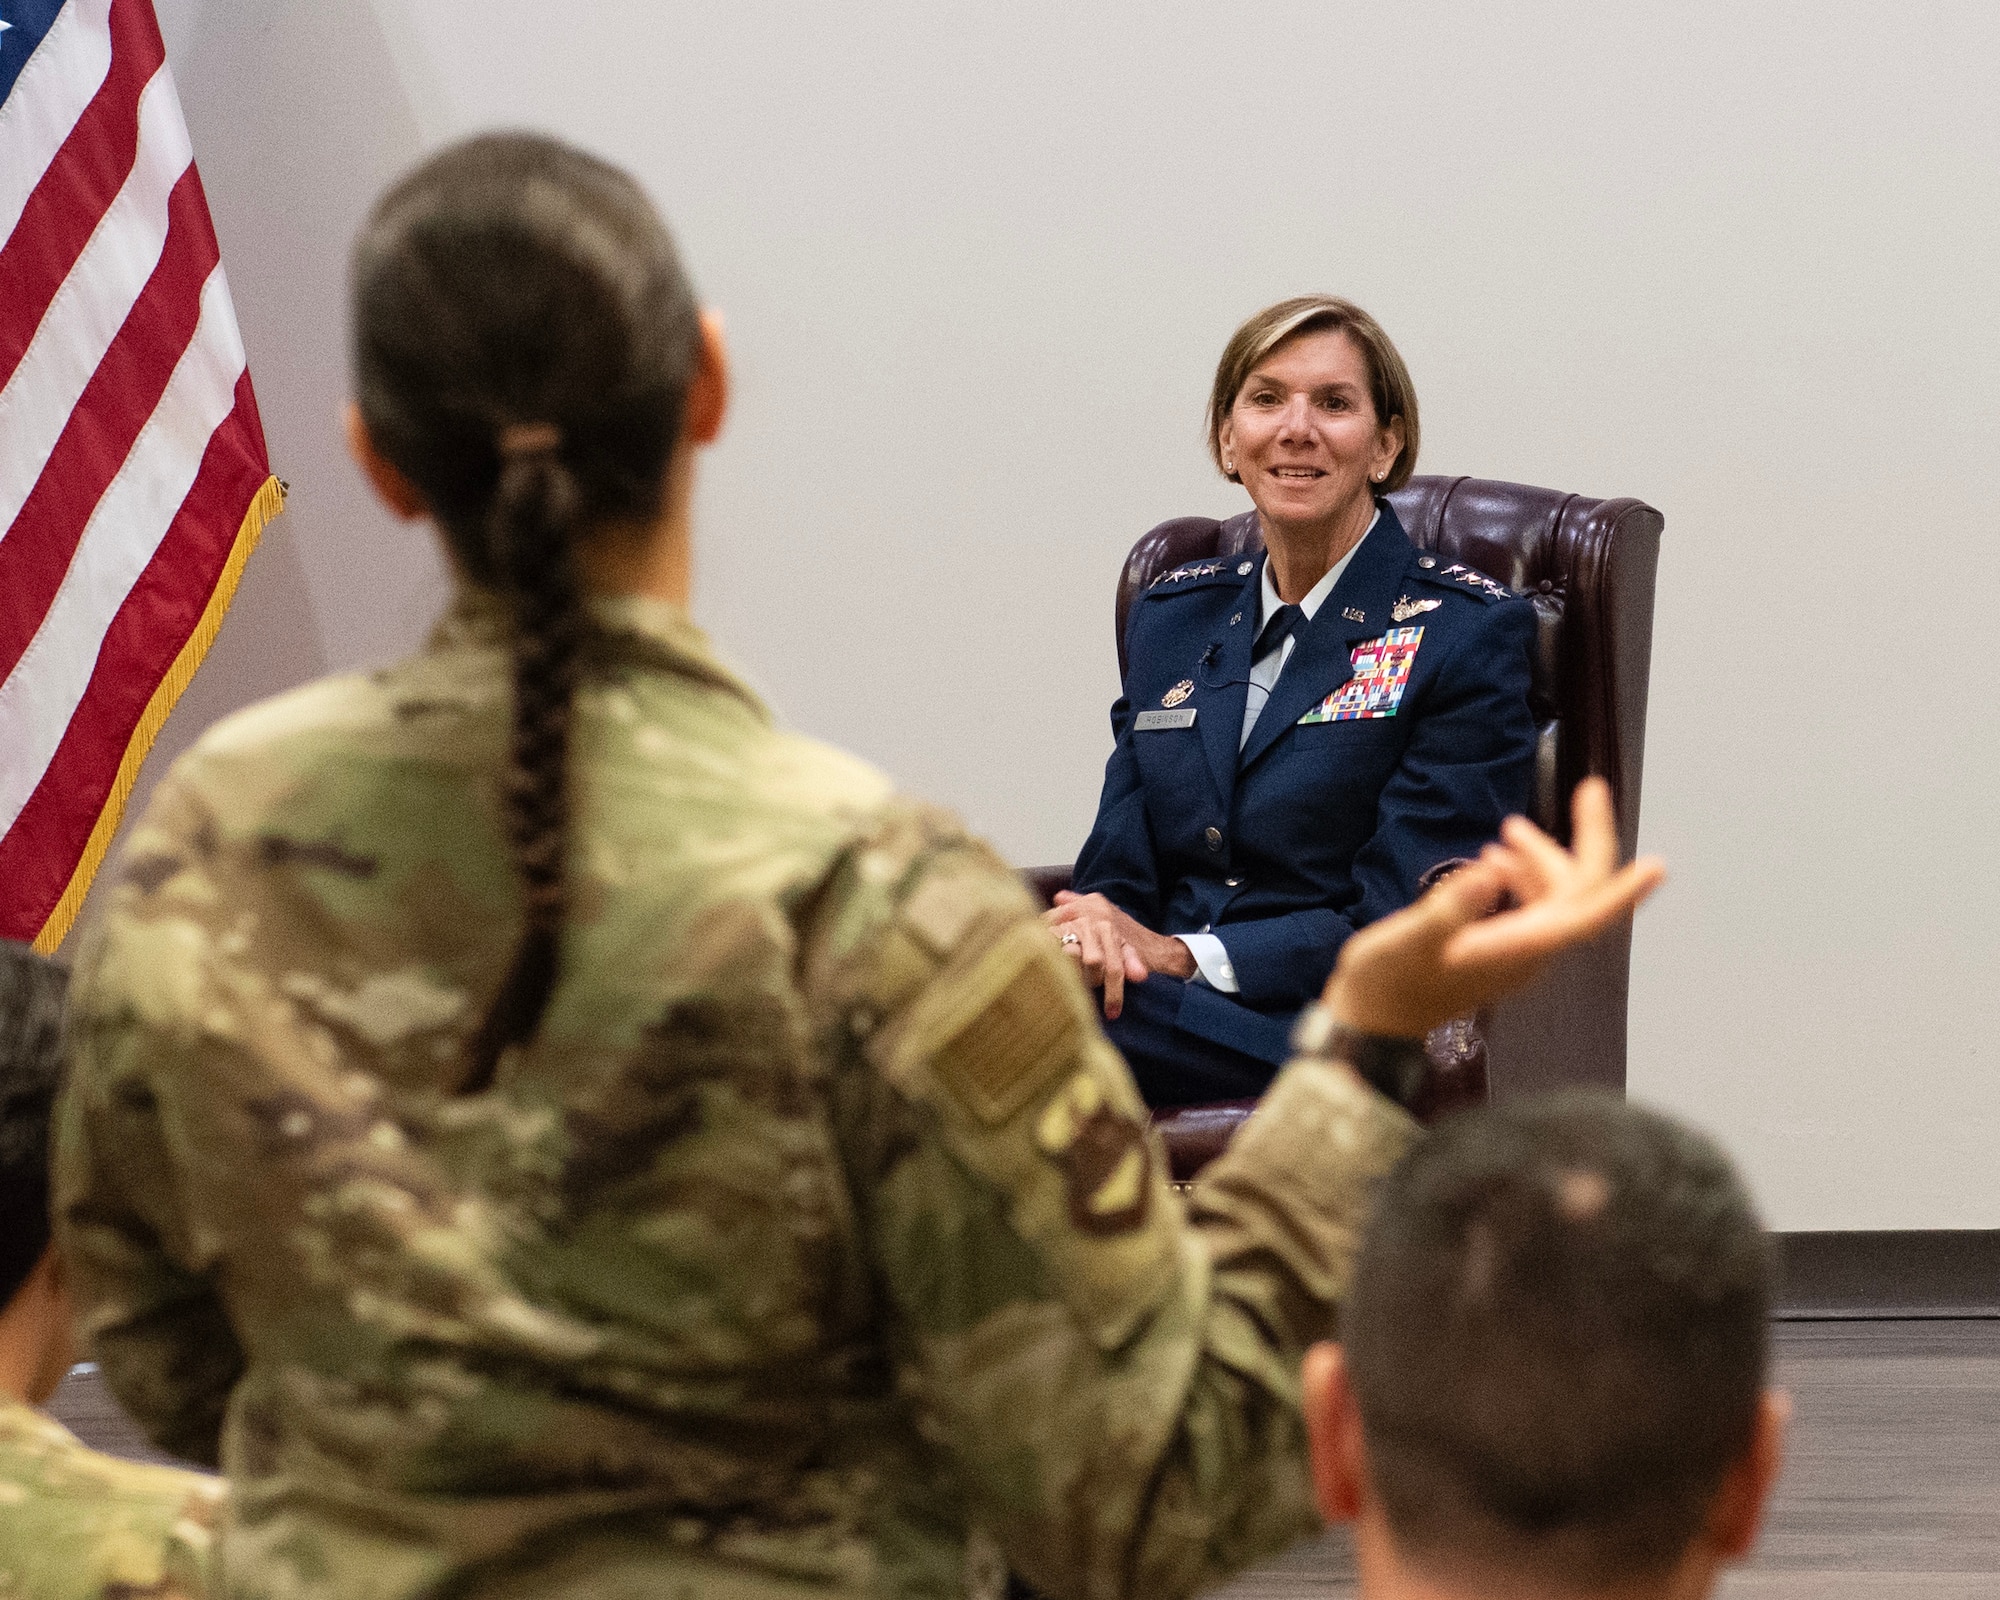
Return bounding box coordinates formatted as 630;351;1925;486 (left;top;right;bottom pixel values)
1073;501;1536;1103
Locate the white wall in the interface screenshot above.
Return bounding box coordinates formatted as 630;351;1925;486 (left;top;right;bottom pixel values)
134;0;2000;1230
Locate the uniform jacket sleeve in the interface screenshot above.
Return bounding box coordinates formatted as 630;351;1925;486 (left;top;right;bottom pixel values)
803;805;1418;1600
1207;906;1355;1011
1070;684;1163;925
52;777;246;1469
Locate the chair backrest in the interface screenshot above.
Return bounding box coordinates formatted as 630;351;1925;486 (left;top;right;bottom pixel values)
1112;476;1664;1096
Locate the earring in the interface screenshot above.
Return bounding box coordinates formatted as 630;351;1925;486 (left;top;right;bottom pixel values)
1224;458;1236;474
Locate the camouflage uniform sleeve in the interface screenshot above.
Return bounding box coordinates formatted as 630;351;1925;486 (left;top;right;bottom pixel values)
800;803;1418;1600
52;773;246;1469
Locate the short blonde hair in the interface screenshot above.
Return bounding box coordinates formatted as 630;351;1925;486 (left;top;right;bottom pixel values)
1205;295;1421;492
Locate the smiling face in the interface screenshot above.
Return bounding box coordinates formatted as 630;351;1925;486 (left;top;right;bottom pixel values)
1218;327;1405;543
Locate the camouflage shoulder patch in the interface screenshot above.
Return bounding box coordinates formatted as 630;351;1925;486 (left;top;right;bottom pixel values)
1035;1071;1153;1236
927;924;1082;1125
899;865;987;959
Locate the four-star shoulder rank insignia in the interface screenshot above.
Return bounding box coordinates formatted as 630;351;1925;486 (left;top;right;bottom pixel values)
1439;563;1513;601
1161;680;1193;708
1150;559;1229;588
1391;595;1443;623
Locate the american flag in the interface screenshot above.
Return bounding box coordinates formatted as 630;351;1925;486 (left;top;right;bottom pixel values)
0;0;280;951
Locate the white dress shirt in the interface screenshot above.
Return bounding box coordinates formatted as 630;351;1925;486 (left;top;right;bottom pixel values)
1177;510;1379;995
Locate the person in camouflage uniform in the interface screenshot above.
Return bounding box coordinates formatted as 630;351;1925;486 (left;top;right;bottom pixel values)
0;942;225;1599
53;134;1662;1600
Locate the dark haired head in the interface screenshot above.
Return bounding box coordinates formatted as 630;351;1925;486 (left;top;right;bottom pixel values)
0;942;68;1309
1344;1091;1773;1589
350;132;702;1090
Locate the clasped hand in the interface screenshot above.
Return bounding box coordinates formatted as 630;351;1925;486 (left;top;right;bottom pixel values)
1042;892;1193;1020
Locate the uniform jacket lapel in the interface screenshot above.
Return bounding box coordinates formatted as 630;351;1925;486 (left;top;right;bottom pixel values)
1195;555;1261;809
1238;504;1417;774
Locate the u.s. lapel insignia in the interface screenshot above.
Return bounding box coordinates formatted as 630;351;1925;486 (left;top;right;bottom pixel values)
1391;595;1443;623
1342;606;1366;623
1161;680;1194;708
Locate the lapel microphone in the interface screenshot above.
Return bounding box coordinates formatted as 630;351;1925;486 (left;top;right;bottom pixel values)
1198;640;1257;691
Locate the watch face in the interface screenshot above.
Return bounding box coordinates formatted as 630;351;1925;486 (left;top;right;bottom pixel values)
1290;1002;1338;1057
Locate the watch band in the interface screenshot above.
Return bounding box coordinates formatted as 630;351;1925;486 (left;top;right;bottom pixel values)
1291;1002;1430;1112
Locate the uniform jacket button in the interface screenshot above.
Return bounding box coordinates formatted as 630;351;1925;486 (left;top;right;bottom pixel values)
1224;876;1241;887
1204;826;1224;850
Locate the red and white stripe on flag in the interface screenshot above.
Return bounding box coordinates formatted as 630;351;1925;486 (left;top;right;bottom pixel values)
0;0;282;951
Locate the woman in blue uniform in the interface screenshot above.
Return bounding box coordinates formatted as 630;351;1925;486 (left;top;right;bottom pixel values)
1049;296;1537;1107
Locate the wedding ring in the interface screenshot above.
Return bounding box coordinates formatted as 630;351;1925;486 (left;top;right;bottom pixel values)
1059;931;1080;947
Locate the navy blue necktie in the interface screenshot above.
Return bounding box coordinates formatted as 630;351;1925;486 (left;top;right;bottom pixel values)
1252;602;1305;669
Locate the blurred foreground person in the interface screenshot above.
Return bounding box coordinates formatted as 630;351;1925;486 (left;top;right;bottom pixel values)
54;131;1660;1600
1304;1095;1785;1600
0;944;223;1598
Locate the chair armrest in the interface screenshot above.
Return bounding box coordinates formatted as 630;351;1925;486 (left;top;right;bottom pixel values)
1151;1018;1490;1183
1151;1101;1257;1185
1019;864;1074;910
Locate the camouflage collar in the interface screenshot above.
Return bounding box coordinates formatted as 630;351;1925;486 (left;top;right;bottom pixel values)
0;1392;80;1449
430;587;771;720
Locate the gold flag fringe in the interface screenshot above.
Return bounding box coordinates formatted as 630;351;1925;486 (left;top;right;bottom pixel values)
33;474;287;953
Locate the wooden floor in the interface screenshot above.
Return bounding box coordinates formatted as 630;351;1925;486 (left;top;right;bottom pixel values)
1207;1320;2000;1600
50;1320;2000;1596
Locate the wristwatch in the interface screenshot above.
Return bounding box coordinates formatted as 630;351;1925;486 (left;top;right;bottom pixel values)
1291;1002;1430;1113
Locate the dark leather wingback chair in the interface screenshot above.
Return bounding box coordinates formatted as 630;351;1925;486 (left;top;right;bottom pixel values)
1025;475;1663;1180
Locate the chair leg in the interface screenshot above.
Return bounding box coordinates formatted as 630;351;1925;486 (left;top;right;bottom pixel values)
1413;1011;1490;1122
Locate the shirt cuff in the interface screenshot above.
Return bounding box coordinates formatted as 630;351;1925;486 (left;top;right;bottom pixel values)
1176;932;1239;994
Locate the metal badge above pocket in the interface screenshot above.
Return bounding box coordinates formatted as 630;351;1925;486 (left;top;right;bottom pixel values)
1298;627;1425;723
1135;708;1198;731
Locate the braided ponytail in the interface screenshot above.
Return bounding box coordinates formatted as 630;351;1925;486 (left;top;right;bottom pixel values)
350;134;701;1092
461;441;586;1091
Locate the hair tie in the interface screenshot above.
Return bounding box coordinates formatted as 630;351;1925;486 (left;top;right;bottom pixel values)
498;421;562;459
